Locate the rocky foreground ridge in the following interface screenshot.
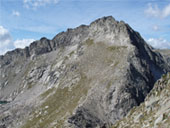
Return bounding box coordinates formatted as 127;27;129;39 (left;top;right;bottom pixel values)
112;72;170;128
0;16;169;128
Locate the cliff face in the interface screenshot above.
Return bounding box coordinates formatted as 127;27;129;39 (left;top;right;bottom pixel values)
0;16;169;128
112;73;170;128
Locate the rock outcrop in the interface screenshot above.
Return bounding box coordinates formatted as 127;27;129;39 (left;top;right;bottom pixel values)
157;49;170;64
112;72;170;128
0;16;169;128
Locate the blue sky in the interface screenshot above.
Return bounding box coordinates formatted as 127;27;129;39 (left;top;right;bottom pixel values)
0;0;170;54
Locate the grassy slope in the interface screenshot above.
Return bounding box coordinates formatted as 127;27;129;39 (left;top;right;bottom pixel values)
21;40;128;128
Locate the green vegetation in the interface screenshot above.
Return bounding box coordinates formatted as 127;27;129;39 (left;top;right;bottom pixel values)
114;61;119;67
40;87;55;98
27;82;34;89
162;74;167;80
22;74;90;128
22;41;129;128
106;81;112;89
112;73;170;128
0;101;8;104
85;39;94;46
107;46;127;51
69;51;75;57
163;113;168;120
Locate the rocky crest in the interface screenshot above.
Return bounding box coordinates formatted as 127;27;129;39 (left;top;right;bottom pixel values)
112;72;170;128
0;16;169;128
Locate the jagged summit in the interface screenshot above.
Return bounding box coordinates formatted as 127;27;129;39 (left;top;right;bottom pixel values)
0;16;169;128
0;16;140;68
0;16;127;58
90;16;117;25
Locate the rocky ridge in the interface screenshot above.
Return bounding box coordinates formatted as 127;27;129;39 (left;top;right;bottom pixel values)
0;16;169;128
157;49;170;64
112;72;170;128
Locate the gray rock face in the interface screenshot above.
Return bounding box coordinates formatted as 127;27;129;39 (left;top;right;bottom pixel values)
29;37;53;56
0;16;169;128
112;73;170;128
157;49;170;64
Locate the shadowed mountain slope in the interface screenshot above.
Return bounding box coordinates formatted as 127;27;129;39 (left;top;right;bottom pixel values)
112;72;170;128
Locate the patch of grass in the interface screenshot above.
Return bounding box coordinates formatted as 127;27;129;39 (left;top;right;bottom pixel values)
85;39;94;46
27;82;34;89
69;51;75;57
163;113;168;120
106;81;112;90
40;87;55;98
107;46;127;51
114;61;119;67
162;74;166;80
21;74;91;128
64;55;69;61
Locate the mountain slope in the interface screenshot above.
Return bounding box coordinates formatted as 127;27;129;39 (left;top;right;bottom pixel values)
112;72;170;128
0;16;169;128
157;49;170;64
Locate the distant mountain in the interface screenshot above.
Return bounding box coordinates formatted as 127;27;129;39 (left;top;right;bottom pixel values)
0;16;169;128
157;49;170;64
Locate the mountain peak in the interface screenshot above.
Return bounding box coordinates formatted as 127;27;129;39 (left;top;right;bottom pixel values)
90;16;128;28
0;16;169;128
90;16;116;24
0;16;145;67
90;16;127;30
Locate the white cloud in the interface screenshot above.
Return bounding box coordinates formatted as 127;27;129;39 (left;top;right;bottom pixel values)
12;10;20;17
23;0;60;9
0;26;12;55
147;38;170;49
145;3;170;18
152;25;160;31
162;4;170;18
0;26;35;55
145;4;160;18
14;39;35;48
